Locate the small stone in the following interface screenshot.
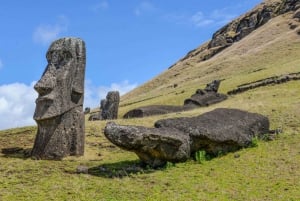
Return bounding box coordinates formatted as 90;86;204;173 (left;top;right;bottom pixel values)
76;165;89;174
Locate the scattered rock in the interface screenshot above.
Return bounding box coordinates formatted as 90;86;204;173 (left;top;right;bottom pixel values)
76;165;89;174
31;37;86;160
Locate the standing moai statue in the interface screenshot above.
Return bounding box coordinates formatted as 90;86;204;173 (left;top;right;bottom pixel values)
31;37;86;160
101;91;120;120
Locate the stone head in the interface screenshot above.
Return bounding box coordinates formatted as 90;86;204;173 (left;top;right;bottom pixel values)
33;37;86;121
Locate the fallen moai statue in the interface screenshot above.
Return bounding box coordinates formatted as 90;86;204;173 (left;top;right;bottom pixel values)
123;105;195;119
105;108;270;167
183;80;227;106
123;80;227;118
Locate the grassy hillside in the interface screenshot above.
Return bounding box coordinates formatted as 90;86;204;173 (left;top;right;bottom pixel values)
1;0;300;200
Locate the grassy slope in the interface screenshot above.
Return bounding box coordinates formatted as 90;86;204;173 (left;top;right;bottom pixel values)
1;5;300;201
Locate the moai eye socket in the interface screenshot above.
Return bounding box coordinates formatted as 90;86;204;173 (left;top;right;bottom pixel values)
46;50;73;69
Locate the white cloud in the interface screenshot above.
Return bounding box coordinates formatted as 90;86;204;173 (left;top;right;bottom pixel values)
191;12;215;27
84;80;137;108
91;1;109;12
135;1;156;16
0;58;3;69
0;80;137;130
191;9;236;28
33;15;69;45
0;82;38;130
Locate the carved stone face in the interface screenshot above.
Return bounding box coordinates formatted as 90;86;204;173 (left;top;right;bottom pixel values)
33;38;86;121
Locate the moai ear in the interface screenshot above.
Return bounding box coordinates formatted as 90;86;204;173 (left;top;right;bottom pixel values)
71;40;86;104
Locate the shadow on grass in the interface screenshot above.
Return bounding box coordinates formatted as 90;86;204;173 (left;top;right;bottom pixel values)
87;160;158;178
1;147;32;159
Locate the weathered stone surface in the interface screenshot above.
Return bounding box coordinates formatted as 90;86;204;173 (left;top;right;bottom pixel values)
124;80;226;118
31;37;86;160
101;91;120;120
155;108;270;156
204;80;221;92
123;105;194;119
105;108;270;167
184;91;227;107
184;80;227;107
104;122;190;167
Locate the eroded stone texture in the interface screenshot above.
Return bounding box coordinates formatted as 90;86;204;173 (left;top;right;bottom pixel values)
105;108;270;167
123;105;195;119
104;122;190;168
155;108;270;156
101;91;120;120
184;80;227;107
31;37;86;160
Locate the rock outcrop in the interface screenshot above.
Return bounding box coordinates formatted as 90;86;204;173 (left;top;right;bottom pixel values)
31;37;86;160
169;0;300;66
105;108;270;167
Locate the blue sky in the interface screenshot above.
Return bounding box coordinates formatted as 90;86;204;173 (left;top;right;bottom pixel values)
0;0;262;130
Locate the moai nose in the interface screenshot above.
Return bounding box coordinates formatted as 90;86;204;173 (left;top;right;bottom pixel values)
34;65;56;96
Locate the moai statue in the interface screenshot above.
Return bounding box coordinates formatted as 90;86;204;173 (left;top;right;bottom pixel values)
31;37;86;160
101;91;120;120
204;80;221;93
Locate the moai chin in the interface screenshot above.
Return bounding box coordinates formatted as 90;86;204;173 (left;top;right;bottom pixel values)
31;37;86;160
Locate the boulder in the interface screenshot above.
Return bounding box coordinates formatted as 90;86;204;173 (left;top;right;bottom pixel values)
104;122;190;168
105;108;270;167
155;108;270;155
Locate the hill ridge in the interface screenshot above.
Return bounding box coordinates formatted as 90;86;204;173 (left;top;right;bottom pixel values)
121;0;300;109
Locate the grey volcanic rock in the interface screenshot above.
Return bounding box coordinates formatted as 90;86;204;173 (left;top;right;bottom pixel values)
184;91;227;107
124;80;226;119
123;105;194;119
104;122;190;168
101;91;120;120
184;80;227;107
31;37;86;160
105;108;270;167
204;80;221;92
155;108;269;155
